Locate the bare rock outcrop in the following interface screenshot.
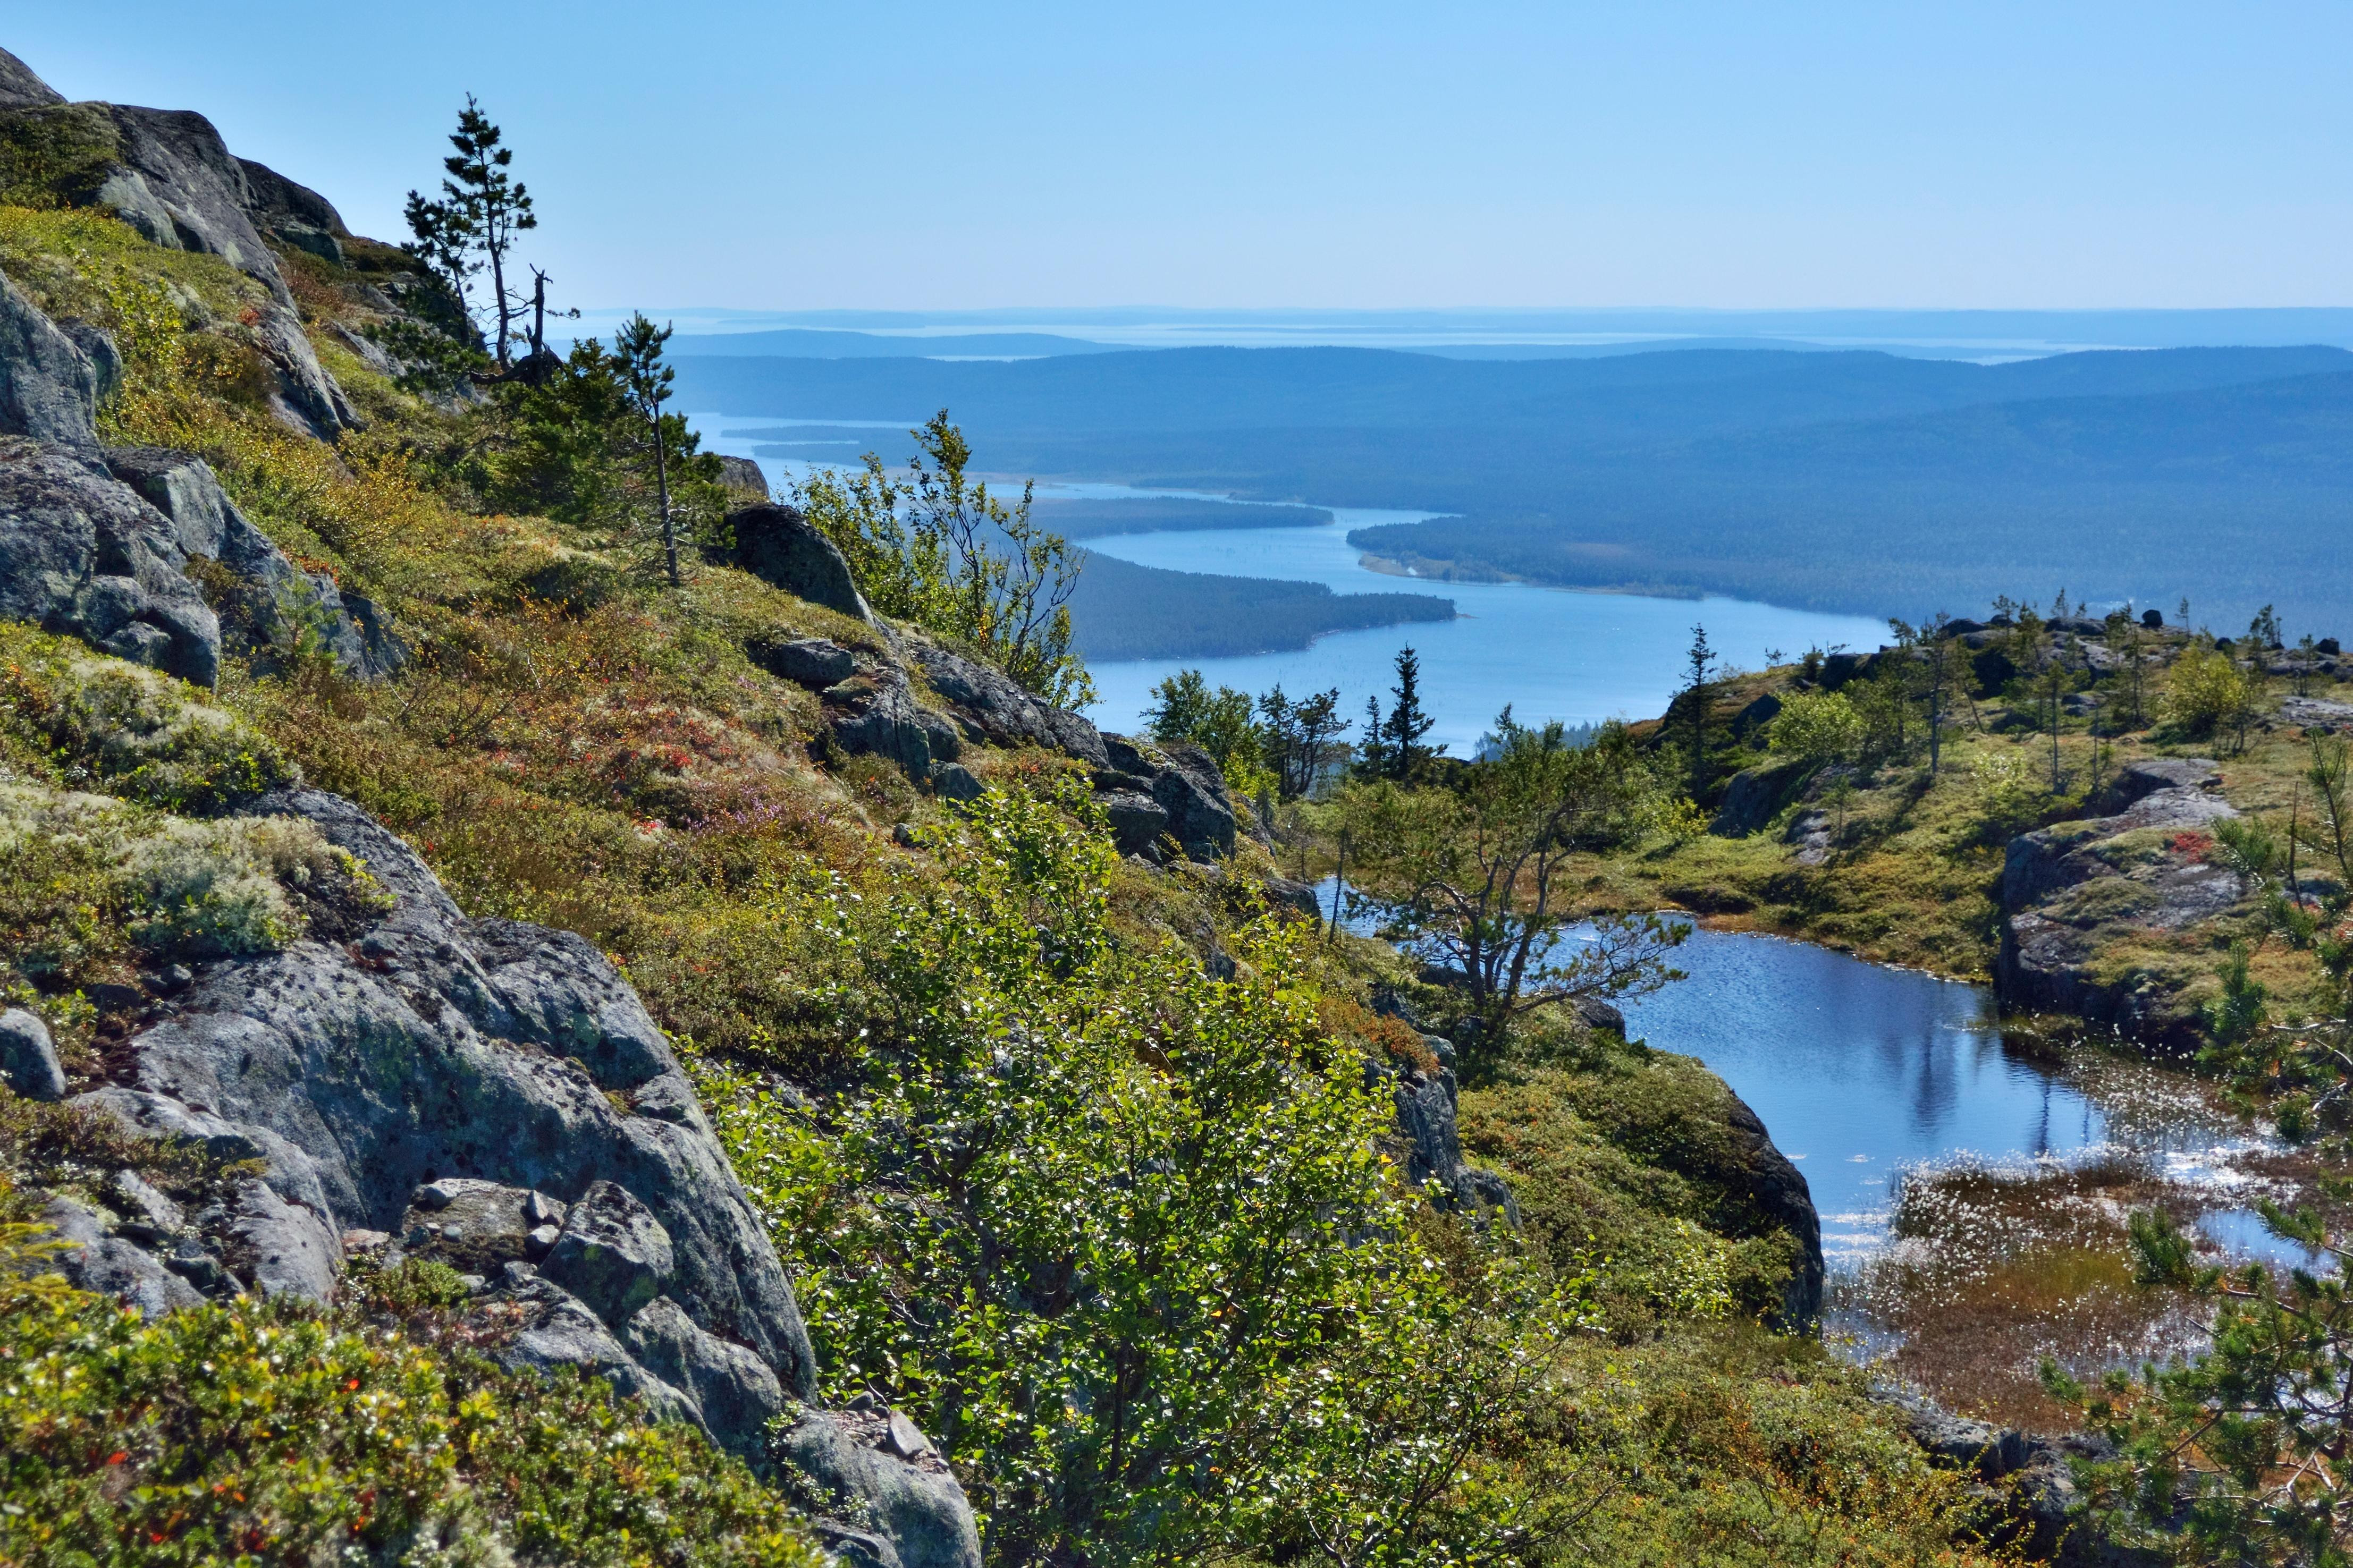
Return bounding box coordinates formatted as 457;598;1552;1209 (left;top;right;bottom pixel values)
39;777;980;1563
0;48;356;437
1998;757;2245;1045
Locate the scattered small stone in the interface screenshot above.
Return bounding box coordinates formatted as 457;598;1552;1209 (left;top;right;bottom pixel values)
884;1410;933;1459
0;1007;66;1101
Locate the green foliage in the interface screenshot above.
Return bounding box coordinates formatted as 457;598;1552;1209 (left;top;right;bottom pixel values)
2166;643;2259;750
703;781;1571;1565
1142;668;1276;798
0;1226;824;1567
1340;715;1682;1050
2045;1203;2353;1565
796;413;1092;707
404;95;538;369
0;625;296;811
469;336;726;564
0;103;123;210
1767;688;1863;765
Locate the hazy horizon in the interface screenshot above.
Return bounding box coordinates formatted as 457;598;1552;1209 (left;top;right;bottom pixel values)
13;3;2352;312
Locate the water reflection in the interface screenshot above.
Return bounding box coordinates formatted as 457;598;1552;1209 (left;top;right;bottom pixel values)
1607;925;2252;1260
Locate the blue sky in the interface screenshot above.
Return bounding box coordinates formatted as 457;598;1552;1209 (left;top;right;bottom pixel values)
14;3;2351;311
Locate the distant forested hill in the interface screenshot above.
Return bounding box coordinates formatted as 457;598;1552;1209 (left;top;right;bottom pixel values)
676;344;2353;629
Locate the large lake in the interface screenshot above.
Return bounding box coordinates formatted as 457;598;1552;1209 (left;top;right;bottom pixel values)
686;412;1888;753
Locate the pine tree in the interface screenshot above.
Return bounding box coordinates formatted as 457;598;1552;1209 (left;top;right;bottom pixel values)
405;96;537;370
1355;694;1389;781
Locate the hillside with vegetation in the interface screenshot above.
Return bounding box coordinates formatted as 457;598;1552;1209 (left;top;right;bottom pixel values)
9;41;2353;1568
0;45;2051;1568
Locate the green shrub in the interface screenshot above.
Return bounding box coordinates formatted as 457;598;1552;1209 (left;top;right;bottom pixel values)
1767;688;1863;764
1;628;297;811
124;812;372;956
703;781;1577;1566
0;1225;825;1567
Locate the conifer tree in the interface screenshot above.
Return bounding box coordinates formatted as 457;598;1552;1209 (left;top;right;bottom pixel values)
613;313;681;587
1384;646;1437;780
1681;624;1716;797
405;96;537;370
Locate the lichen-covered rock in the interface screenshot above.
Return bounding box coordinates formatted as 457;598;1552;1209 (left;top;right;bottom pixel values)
0;439;221;685
623;1294;789;1461
0;270;100;447
543;1179;676;1325
776;1408;982;1568
910;638;1108;767
729;503;873;623
0;1005;65;1099
1998;758;2245;1045
824;667;947;781
1136;738;1237;861
748;634;856;689
0;50;357;437
36;1193;205;1318
398;1178;562;1273
103;445;403;677
1393;1065;1519;1226
65;784;819;1415
717;454;770;499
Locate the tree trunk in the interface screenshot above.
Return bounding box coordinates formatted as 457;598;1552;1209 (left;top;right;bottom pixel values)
653;414;680;588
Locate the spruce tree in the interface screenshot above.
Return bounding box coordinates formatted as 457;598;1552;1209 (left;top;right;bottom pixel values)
1384;646;1437;780
1682;624;1716;798
1355;694;1389;781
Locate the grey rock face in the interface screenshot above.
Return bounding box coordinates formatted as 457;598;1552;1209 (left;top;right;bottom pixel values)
929;762;985;802
1718;1088;1824;1327
37;1194;204;1318
1150;741;1237;861
0;80;356;436
777;1408;983;1568
1998;760;2245;1045
1090;735;1243;863
89;105;290;302
68;785;817;1413
231;1179;341;1304
0;270;100;447
911;639;1108;767
716;454;770;499
825;668;945;782
1392;1066;1519;1227
103;445;402;678
56;322;122;404
1875;1379;2155;1565
398;1178;562;1273
622;1294;788;1461
729;504;874;623
543;1179;676;1325
1709;757;1812;837
0;440;221;685
0;46;64;112
236;157;350;264
0;1006;65;1100
747;634;856;689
